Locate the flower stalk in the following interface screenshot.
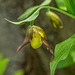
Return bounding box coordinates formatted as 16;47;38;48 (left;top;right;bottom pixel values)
30;20;34;26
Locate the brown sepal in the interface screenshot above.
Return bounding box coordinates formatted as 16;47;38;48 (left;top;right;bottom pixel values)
41;37;54;61
16;37;30;56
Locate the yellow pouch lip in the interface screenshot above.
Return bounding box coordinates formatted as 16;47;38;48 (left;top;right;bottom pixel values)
30;32;42;49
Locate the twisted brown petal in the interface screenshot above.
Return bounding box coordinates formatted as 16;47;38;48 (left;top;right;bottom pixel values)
41;37;54;61
16;37;30;56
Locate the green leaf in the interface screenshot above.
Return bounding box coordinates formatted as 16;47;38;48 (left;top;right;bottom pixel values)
18;0;52;20
41;0;52;6
70;44;75;62
57;55;73;69
5;18;25;25
18;6;39;20
0;54;9;75
57;43;75;69
6;5;75;25
5;8;41;25
13;69;24;75
50;34;75;75
55;0;67;10
65;0;75;16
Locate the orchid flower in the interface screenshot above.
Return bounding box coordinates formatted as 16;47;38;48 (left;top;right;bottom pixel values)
16;25;54;60
46;11;63;29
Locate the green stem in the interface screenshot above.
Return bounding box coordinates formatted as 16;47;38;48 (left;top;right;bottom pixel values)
43;6;75;19
46;8;50;12
30;20;34;26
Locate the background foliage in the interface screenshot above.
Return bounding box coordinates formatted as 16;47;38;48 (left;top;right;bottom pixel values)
0;54;9;75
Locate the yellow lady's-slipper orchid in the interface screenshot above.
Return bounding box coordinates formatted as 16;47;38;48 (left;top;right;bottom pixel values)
46;11;63;29
16;25;54;60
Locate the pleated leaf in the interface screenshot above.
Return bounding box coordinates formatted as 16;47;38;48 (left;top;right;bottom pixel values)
50;34;75;75
56;55;73;69
18;0;52;20
18;6;39;20
5;8;41;25
55;0;67;10
57;43;75;69
65;0;75;16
